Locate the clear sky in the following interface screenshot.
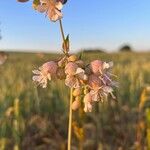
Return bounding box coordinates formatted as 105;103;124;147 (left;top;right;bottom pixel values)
0;0;150;52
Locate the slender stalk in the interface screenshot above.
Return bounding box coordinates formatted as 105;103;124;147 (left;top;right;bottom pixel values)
68;88;73;150
59;20;66;43
59;20;68;54
58;19;72;150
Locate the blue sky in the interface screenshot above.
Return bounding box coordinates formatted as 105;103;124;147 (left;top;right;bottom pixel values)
0;0;150;52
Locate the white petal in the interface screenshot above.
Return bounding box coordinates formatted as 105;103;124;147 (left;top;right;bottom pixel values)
40;0;48;4
55;2;63;10
75;68;84;74
103;61;113;69
32;70;40;74
103;86;113;93
36;5;47;13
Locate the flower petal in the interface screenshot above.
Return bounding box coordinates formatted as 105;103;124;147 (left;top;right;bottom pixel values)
36;5;47;13
55;2;63;10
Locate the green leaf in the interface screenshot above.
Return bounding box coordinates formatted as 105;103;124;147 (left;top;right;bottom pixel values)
62;34;70;54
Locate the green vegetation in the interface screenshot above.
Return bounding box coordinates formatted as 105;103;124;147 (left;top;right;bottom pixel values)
0;51;150;150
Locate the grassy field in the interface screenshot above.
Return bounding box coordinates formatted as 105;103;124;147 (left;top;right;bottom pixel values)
0;51;150;150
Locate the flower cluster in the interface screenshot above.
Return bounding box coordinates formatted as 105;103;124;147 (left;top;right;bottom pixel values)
18;0;67;22
18;0;117;113
33;54;117;112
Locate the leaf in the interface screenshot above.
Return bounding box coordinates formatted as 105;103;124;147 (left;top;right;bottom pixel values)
62;34;70;54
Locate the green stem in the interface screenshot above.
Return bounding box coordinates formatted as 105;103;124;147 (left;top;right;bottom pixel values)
59;19;72;149
59;20;66;43
68;88;73;150
59;19;68;54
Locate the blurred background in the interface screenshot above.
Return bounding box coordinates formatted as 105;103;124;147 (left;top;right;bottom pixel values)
0;0;150;150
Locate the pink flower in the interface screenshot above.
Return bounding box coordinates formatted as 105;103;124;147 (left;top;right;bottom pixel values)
32;61;58;88
102;86;116;99
90;89;102;102
90;85;115;102
83;93;93;112
42;61;58;74
90;60;113;75
65;67;88;88
35;0;63;22
90;60;103;75
88;75;102;90
65;62;78;76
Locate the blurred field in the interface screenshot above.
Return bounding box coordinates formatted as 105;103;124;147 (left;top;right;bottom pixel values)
0;51;150;150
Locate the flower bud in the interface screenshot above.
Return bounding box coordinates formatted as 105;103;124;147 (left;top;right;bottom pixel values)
71;99;81;111
68;55;78;62
73;88;82;97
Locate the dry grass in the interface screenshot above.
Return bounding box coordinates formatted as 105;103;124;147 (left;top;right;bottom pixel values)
0;51;150;150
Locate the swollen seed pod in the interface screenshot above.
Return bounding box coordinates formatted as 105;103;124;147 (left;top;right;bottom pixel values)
73;88;82;97
84;87;89;95
71;99;81;111
75;96;81;101
68;55;78;62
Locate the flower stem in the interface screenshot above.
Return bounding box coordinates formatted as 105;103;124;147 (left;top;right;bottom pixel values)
58;19;72;149
68;88;73;150
59;19;68;54
59;19;66;43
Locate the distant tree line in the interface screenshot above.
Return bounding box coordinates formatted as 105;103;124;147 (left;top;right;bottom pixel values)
119;45;132;52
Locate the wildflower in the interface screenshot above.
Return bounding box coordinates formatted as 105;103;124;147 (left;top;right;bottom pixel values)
88;74;102;90
65;65;88;88
90;89;102;102
65;62;78;76
90;60;113;75
102;86;116;99
83;93;93;112
90;60;103;75
90;85;115;102
32;61;58;88
35;0;63;22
